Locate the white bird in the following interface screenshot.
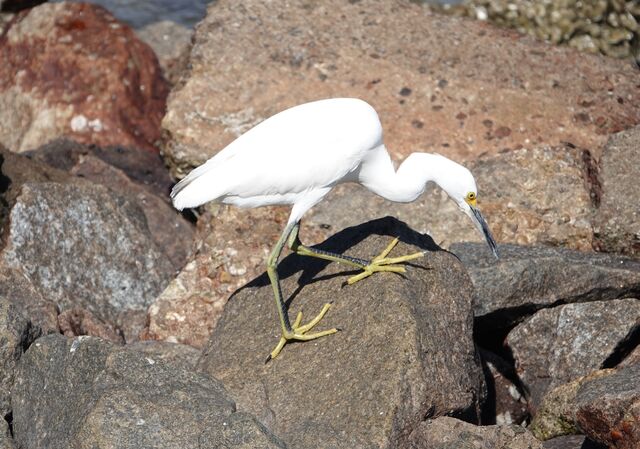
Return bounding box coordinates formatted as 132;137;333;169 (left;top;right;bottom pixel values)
172;98;497;360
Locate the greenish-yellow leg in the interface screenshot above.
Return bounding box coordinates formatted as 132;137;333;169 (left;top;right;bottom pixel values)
289;224;424;285
266;222;338;362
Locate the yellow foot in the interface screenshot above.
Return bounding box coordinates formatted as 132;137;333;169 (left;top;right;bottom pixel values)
347;237;424;285
267;303;338;362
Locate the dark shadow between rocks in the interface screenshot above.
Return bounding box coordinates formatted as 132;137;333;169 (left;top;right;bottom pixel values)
601;320;640;368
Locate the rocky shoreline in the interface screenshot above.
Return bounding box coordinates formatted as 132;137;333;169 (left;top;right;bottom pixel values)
430;0;640;63
0;1;639;448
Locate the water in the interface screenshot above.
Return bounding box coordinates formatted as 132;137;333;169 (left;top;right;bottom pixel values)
55;0;462;30
53;0;212;29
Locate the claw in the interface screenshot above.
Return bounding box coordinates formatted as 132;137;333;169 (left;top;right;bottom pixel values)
268;303;337;360
347;237;423;285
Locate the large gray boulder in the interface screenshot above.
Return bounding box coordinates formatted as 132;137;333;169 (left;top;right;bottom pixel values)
450;242;640;328
2;182;174;325
198;217;485;449
507;299;640;409
11;334;284;449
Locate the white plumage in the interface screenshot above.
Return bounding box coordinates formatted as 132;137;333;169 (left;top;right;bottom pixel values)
171;97;497;360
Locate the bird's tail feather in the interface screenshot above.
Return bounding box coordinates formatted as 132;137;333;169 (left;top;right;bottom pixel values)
171;162;224;211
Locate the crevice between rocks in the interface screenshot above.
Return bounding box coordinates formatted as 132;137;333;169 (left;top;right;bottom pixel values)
4;412;12;439
601;321;640;369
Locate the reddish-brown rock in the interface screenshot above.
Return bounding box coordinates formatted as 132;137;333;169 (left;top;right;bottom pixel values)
0;2;169;153
58;307;123;344
162;0;640;177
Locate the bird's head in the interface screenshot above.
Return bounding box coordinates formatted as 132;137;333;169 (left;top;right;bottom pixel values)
437;160;499;258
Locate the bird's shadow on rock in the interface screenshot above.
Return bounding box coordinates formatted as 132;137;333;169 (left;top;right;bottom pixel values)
235;216;442;307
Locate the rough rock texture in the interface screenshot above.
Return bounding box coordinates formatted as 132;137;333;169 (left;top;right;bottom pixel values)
21;138;194;271
408;416;543;448
163;0;640;177
530;370;614;441
593;126;640;257
308;145;597;251
198;218;485;449
542;435;606;449
69;153;193;271
142;205;306;348
0;3;168;153
137;20;192;85
2;182;174;325
451;243;640;327
0;297;35;417
25;138;174;194
125;340;200;371
0;418;14;449
507;299;640;409
11;334;284;449
0;267;59;335
575;364;640;449
58;308;123;343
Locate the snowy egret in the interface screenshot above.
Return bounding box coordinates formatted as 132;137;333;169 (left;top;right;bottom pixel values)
171;98;498;360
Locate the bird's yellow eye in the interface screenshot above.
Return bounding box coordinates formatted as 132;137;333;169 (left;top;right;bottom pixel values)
466;192;477;206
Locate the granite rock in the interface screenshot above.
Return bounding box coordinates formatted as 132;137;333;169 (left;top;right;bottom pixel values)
198;217;485;448
450;242;640;328
0;297;35;417
137;20;192;85
1;182;174;325
408;416;543;448
163;0;640;177
593;126;640;257
575;364;640;449
0;417;14;449
507;299;640;409
11;334;284;449
0;3;168;153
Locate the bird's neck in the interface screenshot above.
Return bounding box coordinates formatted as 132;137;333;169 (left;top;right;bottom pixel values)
360;149;448;203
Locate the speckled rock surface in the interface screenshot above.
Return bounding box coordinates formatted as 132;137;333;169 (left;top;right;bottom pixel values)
68;153;193;271
125;340;200;371
1;182;174;325
575;364;640;449
593;126;640;257
142;204;325;348
0;267;59;336
542;435;605;449
198;217;485;449
0;3;168;153
0;417;14;449
450;242;640;327
439;0;640;61
507;299;640;409
0;297;35;417
137;20;192;85
11;334;285;449
408;416;543;448
163;0;640;178
530;365;640;449
530;370;614;441
308;145;597;251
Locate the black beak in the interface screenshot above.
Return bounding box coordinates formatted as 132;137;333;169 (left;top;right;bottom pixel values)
470;206;499;258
